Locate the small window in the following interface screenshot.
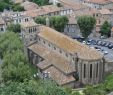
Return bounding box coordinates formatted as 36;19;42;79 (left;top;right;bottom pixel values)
29;29;31;33
54;47;56;50
1;28;4;31
39;38;40;41
96;14;98;17
96;63;98;78
90;64;92;78
43;41;45;44
48;44;50;47
66;53;68;57
84;64;86;78
59;50;62;54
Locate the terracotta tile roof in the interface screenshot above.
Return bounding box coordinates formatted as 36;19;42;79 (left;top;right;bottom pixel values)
85;0;111;4
41;5;61;13
29;43;75;74
24;9;47;17
21;21;38;28
24;5;61;17
67;16;77;24
38;26;103;60
59;0;88;10
44;66;75;85
37;60;52;70
99;9;113;14
21;1;39;11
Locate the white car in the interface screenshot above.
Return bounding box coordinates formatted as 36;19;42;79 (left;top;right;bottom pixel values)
103;51;108;55
82;41;86;44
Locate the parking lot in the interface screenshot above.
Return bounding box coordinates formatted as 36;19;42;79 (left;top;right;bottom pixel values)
82;39;113;61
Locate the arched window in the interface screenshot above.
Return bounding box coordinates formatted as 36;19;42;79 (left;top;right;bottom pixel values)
54;47;56;50
48;44;50;47
84;64;86;78
59;50;62;54
90;64;92;78
43;41;45;44
65;53;68;57
96;63;98;78
29;28;31;33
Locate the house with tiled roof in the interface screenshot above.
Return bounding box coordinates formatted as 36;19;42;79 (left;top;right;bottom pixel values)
21;1;39;11
24;5;73;19
82;0;113;9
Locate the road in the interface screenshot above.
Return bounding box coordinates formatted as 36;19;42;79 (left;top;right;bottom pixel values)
107;92;113;95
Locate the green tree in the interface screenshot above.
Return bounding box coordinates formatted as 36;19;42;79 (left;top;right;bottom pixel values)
50;16;69;32
35;16;46;25
0;0;24;12
0;80;68;95
0;32;22;58
71;91;81;95
77;16;96;39
7;24;21;33
100;21;111;37
12;4;25;11
35;16;69;32
31;0;49;6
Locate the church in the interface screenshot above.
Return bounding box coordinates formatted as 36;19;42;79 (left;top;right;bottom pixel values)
21;20;105;88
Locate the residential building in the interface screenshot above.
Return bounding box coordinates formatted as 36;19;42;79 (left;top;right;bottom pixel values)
0;17;6;32
64;15;81;38
82;0;113;9
21;1;39;11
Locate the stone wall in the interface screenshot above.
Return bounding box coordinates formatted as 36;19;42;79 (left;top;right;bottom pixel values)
77;58;104;85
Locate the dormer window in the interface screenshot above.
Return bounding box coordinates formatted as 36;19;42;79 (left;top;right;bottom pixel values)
54;47;56;50
66;53;68;57
59;50;62;54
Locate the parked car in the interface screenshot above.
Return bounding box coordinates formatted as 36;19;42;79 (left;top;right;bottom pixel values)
101;41;107;46
91;40;97;45
108;44;113;49
100;36;107;39
97;40;102;46
105;43;110;47
103;51;108;55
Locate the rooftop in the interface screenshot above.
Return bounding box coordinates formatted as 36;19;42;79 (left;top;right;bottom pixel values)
85;0;111;4
29;43;75;74
38;26;103;60
44;66;75;85
59;0;88;10
21;21;38;28
21;1;39;11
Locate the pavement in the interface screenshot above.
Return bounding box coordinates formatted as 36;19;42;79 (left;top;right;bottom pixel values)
89;44;113;61
107;92;113;95
88;36;113;62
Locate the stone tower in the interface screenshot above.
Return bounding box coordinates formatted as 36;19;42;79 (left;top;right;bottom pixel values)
46;17;50;27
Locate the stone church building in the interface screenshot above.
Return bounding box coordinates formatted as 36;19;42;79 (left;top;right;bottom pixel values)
21;21;105;88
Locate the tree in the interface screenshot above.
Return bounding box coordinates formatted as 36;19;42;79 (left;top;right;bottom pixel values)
35;16;46;25
0;80;68;95
77;16;96;39
100;21;111;37
50;16;69;32
35;16;69;32
12;4;25;11
7;24;21;33
83;85;106;95
31;0;49;6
